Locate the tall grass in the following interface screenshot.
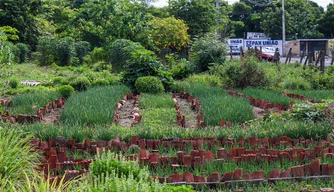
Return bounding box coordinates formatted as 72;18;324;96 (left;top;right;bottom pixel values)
176;83;254;125
6;91;61;115
16;120;330;142
0;127;40;189
288;89;334;101
60;85;130;126
139;93;177;127
237;87;298;107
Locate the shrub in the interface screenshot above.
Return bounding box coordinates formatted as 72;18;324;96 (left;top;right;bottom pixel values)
9;78;19;89
70;76;91;91
121;49;173;91
91;47;108;62
54;37;76;66
92;62;112;72
280;76;311;90
171;58;194;80
135;76;165;94
53;77;69;85
106;75;120;85
92;79;109;86
37;36;55;66
107;39;144;72
220;56;267;88
75;41;90;65
186;74;222;87
13;43;30;63
190;33;227;72
57;85;75;98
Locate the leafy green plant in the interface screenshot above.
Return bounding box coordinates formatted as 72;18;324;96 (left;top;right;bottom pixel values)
53;77;69;86
54;37;76;66
121;49;173;91
8;78;19;89
171;58;194;80
57;85;75;98
36;36;55;66
107;39;145;72
92;79;109;86
70;76;91;91
75;41;90;65
0;127;40;189
13;43;30;63
190;33;227;72
135;76;165;94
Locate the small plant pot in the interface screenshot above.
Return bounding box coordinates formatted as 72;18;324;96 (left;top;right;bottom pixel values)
169;174;183;183
183;171;194;183
220;172;233;182
207;172;220;182
194;176;206;182
269;168;280;179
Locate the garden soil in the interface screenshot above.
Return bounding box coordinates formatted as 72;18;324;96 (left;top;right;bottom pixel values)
117;99;137;127
176;96;198;128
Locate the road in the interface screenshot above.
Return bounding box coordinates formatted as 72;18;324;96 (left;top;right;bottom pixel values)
228;55;333;66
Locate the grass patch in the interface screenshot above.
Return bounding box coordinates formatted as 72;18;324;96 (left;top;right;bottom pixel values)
139;93;177;127
60;85;130;126
287;89;334;101
16;120;331;142
176;83;254;125
5;91;61;115
237;87;298;107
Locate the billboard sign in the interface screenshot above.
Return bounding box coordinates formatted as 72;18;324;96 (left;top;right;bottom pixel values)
247;32;268;39
227;39;243;53
244;40;283;55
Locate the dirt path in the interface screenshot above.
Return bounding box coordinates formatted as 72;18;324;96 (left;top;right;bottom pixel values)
41;108;62;124
175;96;198;128
117;99;140;127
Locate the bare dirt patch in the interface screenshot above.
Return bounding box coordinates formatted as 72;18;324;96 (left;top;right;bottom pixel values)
117;99;140;127
41;108;62;124
175;96;198;128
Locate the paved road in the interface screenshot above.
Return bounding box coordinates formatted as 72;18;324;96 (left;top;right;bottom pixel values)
280;56;333;66
228;55;333;66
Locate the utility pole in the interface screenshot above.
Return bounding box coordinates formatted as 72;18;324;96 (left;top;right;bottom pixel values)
282;0;286;56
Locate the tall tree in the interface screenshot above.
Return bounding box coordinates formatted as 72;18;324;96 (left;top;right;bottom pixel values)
318;3;334;38
168;0;216;38
0;0;43;48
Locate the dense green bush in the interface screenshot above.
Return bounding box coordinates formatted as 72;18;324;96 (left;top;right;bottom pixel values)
75;41;90;65
54;37;76;66
9;78;19;89
37;36;55;66
90;47;108;62
92;79;109;86
280;76;311;90
216;56;267;88
13;43;30;63
106;75;120;85
190;33;227;72
186;74;222;87
121;49;173;91
107;39;145;72
57;85;75;98
135;76;165;94
171;58;194;80
70;76;91;91
53;77;69;85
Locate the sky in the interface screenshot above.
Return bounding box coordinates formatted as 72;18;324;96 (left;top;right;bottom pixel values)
151;0;333;9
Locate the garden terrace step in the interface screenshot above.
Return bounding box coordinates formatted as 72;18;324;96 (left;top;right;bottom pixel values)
113;93;141;127
227;89;292;111
282;91;319;103
160;159;334;187
173;92;204;128
0;97;66;124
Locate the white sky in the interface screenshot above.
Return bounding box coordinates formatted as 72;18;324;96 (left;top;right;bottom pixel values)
151;0;333;9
